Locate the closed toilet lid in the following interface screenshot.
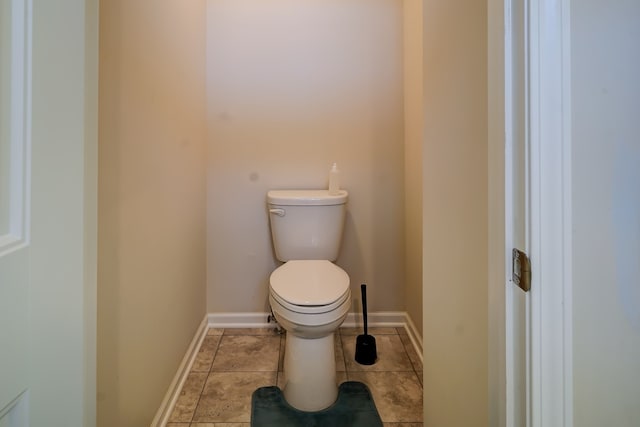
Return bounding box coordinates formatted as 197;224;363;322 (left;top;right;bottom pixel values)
269;260;350;306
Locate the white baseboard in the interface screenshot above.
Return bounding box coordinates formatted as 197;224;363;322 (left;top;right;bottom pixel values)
154;310;423;426
404;313;424;363
207;312;278;328
151;315;208;427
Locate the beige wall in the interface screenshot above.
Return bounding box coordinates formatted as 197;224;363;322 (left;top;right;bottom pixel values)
403;0;424;334
487;0;507;423
97;1;207;426
205;0;407;314
422;1;489;425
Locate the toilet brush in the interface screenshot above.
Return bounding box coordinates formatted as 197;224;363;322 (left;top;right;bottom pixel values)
355;284;377;365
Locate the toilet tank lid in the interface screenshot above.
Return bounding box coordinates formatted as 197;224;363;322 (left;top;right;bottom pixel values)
267;189;348;206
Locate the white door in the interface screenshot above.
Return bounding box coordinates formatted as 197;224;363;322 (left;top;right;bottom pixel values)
0;0;31;423
0;1;98;425
525;1;640;426
569;0;640;425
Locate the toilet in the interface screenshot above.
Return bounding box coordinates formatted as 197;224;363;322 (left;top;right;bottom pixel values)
267;189;351;412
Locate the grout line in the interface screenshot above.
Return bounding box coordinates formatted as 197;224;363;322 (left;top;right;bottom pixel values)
188;371;208;424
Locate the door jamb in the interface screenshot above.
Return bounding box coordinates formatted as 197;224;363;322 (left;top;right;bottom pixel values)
527;0;573;426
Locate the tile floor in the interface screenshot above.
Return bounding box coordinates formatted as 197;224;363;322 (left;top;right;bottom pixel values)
167;326;423;427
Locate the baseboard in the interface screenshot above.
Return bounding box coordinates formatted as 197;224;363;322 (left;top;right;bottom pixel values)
404;313;424;363
151;315;208;427
207;312;279;328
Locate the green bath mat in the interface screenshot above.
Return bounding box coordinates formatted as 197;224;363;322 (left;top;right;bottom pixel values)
251;381;383;427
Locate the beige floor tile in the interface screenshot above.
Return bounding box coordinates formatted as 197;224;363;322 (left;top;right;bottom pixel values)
168;372;208;422
211;335;280;372
172;325;422;425
277;335;285;371
276;371;284;390
348;371;423;423
399;334;423;372
337;371;348;385
343;334;414;372
334;332;346;371
192;335;222;373
192;371;276;423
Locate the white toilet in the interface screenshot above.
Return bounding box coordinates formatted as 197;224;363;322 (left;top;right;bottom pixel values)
267;189;351;412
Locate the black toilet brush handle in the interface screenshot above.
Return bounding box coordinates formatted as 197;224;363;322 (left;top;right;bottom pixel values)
361;284;368;335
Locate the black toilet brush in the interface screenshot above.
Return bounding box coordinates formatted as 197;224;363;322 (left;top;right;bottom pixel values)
355;284;377;365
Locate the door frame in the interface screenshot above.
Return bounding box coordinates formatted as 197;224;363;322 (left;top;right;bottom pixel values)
525;0;573;426
489;0;532;423
494;0;573;426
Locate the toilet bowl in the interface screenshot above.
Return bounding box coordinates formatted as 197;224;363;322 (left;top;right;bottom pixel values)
269;259;351;411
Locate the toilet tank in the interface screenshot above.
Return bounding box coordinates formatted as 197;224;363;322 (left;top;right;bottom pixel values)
267;189;348;261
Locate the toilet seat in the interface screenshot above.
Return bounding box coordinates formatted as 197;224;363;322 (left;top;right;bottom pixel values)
269;260;350;315
270;288;350;315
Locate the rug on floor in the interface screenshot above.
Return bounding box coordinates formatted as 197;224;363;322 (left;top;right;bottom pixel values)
251;381;383;427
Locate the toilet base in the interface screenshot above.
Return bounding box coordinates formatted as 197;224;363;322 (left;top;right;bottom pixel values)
282;332;338;412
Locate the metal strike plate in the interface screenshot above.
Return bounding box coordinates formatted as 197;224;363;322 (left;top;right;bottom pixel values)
512;248;531;292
